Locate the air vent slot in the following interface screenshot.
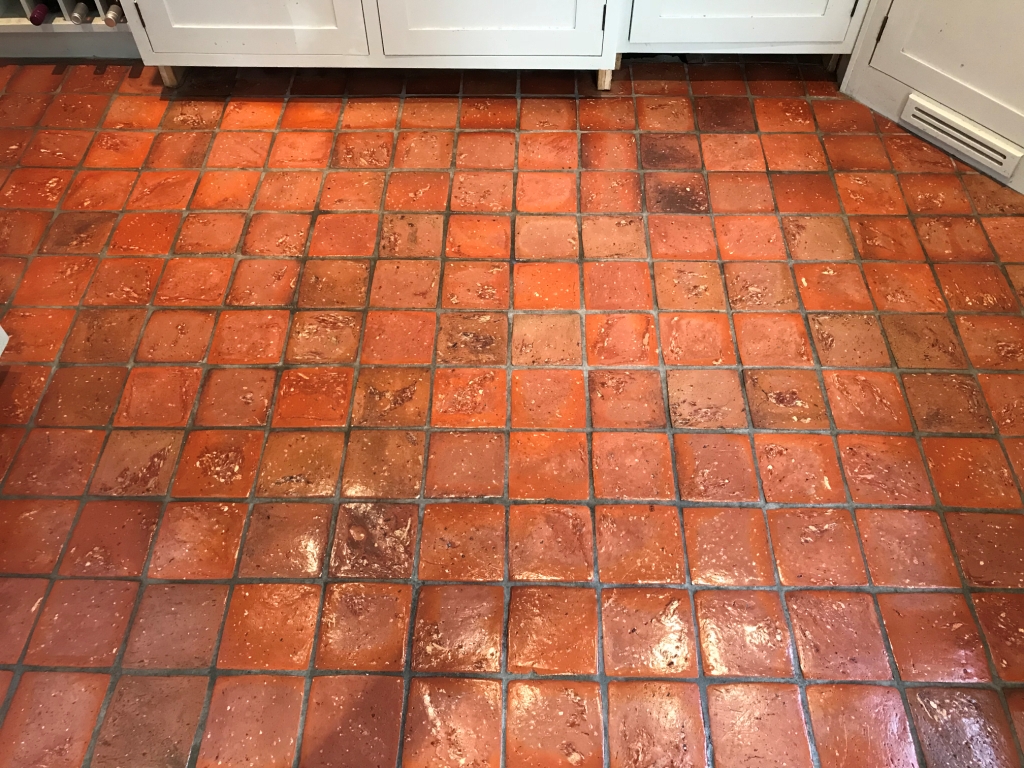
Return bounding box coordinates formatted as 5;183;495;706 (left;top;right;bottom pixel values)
899;93;1022;180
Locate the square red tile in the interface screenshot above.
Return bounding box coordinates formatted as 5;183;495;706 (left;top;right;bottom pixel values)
508;587;598;675
148;502;246;579
441;261;509;309
316;582;411;670
753;430;838;504
725;262;798;310
455;131;516;169
320;170;385;209
208;310;289;364
509;504;594;581
425;431;505;497
513;263;579;309
339;429;423;498
0;672;108;768
394;130;455;169
911;688;1019;768
206;130;271;167
794;263;872;311
745;369;828;429
761;134;828;171
904;373;993;434
90;430;182;497
813;100;876;132
506;681;602;768
685;507;773;586
957;315;1024;370
589;369;666;429
636;96;694;131
513;215;579;259
171;429;263;498
308;212;378;257
516;171;577;213
330;502;417;578
107;212;179;256
807;686;917;768
735;314;813;367
196;677;303;768
5;428;104;496
673;433;758;502
431;368;506;429
257;431;347;498
520;98;577;130
511;313;582;365
582;215;646;259
114;366;202;428
857;508;959;588
0;168;72;209
176;212;245;254
602;589;697;677
787;591;890;679
146;131;212;168
696;591;794;677
824;370;912;432
924;437;1021;508
25;579;137;666
645;172;710;213
385;170;450;211
708;684;813;768
583;262;653;310
879;593;989;682
272;367;353;428
411;585;503;672
974;593;1024;681
418;503;505;581
653;263;725;310
242;212;310;256
136;309;215;362
937;264;1018;312
0;500;78;574
947;512;1024;588
341;97;399;128
916;216;993;262
597;504;683;582
695;97;755;132
608;682;705;768
593;434;675;501
768;507;868;586
123;584;228;668
583;131;640;169
254;170;321;211
218;583;320;670
0;578;48;663
520;132;578;170
586;313;659;366
699;133;764;172
369;259;440;308
404;679;500;768
784;216;855;260
509;431;589;500
155;257;232;306
444;214;511;259
509;369;585;429
772;173;841;213
281;97;342;129
579;97;635;130
823;134;891;170
332;132;394;168
227;259;299;306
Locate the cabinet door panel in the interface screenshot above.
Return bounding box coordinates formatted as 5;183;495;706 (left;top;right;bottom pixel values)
630;0;856;45
137;0;369;55
377;0;605;56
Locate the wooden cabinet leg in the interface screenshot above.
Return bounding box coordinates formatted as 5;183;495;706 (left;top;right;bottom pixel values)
158;66;185;89
596;54;622;91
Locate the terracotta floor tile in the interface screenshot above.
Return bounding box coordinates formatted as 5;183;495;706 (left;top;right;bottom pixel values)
761;134;828;171
412;584;503;672
227;259;299;306
823;134;891;171
725;262;798;309
601;587;698;678
581;132;639;170
645;172;710;213
0;500;74;574
794;263;872;311
695;97;755;132
957;314;1024;370
404;679;501;768
0;578;48;663
90;675;206;768
596;504;683;581
196;676;303;768
146;131;212;168
455;131;516;170
513;263;579;310
587;313;659;365
176;212;245;253
155;257;232;306
0;308;74;362
218;583;320;670
236;502;330;578
385;170;450;211
685;507;773;586
350;367;429;426
1;167;73;208
972;593;1024;682
25;579;137;666
114;366;201;427
59;500;159;577
123;583;228;668
209;310;289;364
608;683;705;768
745;369;828;430
514;215;579;259
937;263;1019;313
4;428;104;496
424;431;502;497
885;133;956;172
583;262;653;310
700;133;765;172
42;211;119;255
857;508;958;589
879;593;990;682
904;373;992;433
881;314;967;369
783;216;855;260
431;368;506;429
589;369;665;429
593;434;675;500
696;590;793;677
299;259;369;308
508;369;583;429
0;672;108;768
256;430;346;498
910;688;1019;768
301;676;402;768
242;212;311;256
735;313;814;367
708;684;812;768
947;512;1024;588
636;96;694;131
508;586;598;674
768;508;867;586
772;172;841;213
368;262;438;310
509;431;589;500
0;366;48;425
108;212;180;255
787;590;890;679
22;129;93;168
316;582;411;670
916;216;994;262
147;501;246;579
924;437;1021;508
90;429;183;497
716;214;787;260
654;262;726;310
509;504;593;581
582;215;646;259
136;309;215;362
328;502;416;579
807;685;917;768
824;370;911;432
506;680;603;768
674;433;759;502
338;429;421;498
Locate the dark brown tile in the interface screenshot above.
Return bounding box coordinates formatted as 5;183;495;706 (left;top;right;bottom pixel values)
330;502;417;578
910;688;1019;768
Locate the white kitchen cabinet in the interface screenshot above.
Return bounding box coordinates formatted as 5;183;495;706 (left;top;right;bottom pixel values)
629;0;861;49
376;0;605;56
133;0;369;55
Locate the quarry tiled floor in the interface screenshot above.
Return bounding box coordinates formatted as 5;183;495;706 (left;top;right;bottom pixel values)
1;58;1024;767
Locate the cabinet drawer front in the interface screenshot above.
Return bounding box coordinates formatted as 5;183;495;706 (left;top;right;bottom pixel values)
137;0;369;55
378;0;605;56
630;0;856;45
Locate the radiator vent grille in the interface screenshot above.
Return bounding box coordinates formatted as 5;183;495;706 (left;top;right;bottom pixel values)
899;93;1022;180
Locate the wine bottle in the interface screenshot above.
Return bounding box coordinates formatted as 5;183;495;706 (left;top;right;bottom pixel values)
103;2;123;25
29;0;62;25
70;1;90;23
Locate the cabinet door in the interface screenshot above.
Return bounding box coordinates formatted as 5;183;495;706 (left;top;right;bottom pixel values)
377;0;605;56
135;0;369;55
630;0;856;45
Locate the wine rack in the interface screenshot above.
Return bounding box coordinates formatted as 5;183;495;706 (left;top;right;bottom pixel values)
0;0;138;57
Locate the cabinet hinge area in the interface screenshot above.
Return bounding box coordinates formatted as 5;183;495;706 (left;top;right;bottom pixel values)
134;0;146;27
876;14;889;43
